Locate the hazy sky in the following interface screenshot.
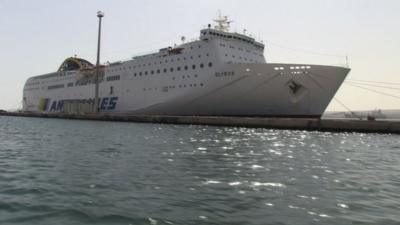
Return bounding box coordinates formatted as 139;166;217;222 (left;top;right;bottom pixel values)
1;0;399;111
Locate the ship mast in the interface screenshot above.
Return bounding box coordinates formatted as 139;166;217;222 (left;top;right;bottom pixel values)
213;11;232;32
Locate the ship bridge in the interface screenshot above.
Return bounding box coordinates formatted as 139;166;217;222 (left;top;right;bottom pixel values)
199;15;264;51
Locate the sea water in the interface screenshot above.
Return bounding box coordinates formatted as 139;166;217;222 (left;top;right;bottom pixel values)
0;116;399;225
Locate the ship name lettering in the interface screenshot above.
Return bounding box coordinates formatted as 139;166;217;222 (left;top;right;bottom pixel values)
215;71;235;77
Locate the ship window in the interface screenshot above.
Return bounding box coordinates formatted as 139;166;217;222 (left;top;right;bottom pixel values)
164;68;167;73
110;86;114;95
139;72;142;76
200;63;204;68
134;73;137;76
157;69;160;74
192;65;196;70
177;66;181;71
184;65;188;70
145;71;148;75
170;67;174;72
198;55;201;58
151;70;154;75
200;83;203;86
48;84;64;90
208;62;213;67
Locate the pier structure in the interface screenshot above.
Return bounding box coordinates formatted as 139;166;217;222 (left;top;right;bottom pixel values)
0;112;399;134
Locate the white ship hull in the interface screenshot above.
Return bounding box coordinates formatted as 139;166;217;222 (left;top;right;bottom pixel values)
23;62;348;117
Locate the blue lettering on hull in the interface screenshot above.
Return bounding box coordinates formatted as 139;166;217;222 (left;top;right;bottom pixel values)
46;97;118;112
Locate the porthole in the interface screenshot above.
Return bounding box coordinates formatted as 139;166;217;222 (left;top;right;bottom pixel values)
200;64;204;68
208;62;213;67
192;65;196;70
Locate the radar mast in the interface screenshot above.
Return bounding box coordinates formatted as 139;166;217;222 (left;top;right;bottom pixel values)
213;11;232;32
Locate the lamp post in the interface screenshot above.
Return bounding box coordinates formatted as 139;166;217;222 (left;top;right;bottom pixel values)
94;11;104;113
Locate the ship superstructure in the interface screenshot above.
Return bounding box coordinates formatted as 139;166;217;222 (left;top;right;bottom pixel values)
23;16;350;117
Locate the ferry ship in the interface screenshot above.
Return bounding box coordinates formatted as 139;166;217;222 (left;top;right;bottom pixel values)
22;16;350;117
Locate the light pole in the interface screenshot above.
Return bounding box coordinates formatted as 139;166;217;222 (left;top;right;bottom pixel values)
94;11;104;113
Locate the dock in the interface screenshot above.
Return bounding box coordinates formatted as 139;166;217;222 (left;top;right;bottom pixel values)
1;111;399;134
